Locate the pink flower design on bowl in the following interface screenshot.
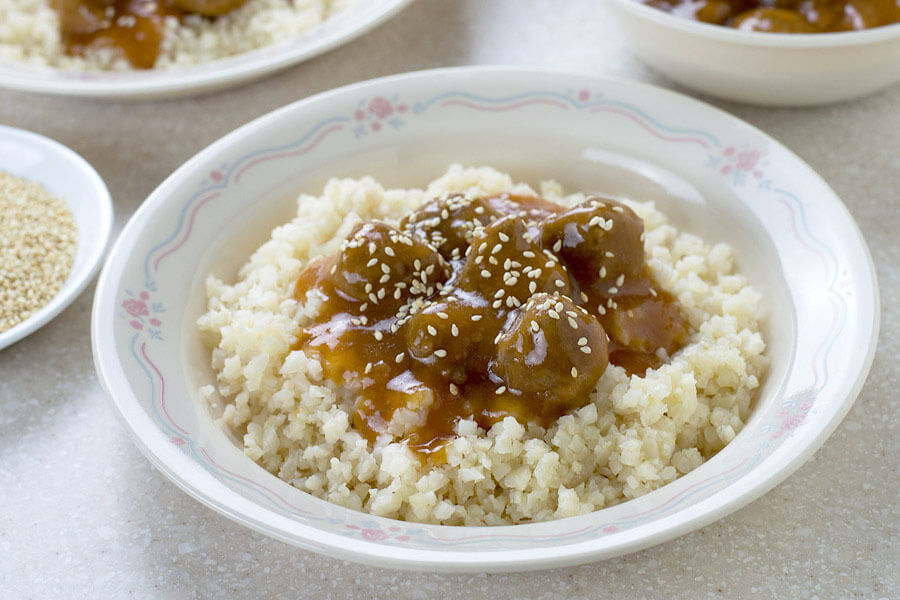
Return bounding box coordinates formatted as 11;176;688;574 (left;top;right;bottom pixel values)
123;298;149;317
368;96;393;119
736;150;760;172
360;528;389;542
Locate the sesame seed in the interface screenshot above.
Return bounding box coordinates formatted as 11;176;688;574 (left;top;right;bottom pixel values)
496;386;506;395
427;325;437;336
437;311;449;319
498;232;510;242
605;251;615;258
616;274;625;287
451;324;459;336
568;317;578;328
529;281;537;294
599;266;607;278
365;363;373;374
555;279;566;288
580;292;589;302
530;320;540;332
597;305;606;315
492;300;502;309
449;383;459;395
366;258;378;267
571;367;578;378
548;310;560;319
380;264;390;274
580;346;592;354
577;337;588;346
434;349;447;358
523;251;536;258
395;352;405;363
552;240;562;252
481;269;492;278
471;314;482;321
492;243;503;255
374;330;383;341
494;289;505;298
379;274;390;284
377;289;386;299
608;286;618;294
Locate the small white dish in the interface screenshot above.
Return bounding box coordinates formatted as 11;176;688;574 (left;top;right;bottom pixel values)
603;0;900;106
91;67;879;571
0;125;113;351
0;0;412;99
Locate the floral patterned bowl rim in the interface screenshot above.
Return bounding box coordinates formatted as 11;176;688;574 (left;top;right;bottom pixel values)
91;67;879;572
0;0;412;99
0;124;113;351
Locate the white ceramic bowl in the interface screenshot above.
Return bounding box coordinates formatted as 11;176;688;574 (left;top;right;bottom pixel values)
0;125;113;351
91;67;879;571
603;0;900;106
0;0;411;99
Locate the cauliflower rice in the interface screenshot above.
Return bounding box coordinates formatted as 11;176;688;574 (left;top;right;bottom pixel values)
0;0;355;71
197;165;767;526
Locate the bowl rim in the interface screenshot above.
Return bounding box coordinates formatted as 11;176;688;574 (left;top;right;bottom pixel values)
604;0;900;47
91;65;881;571
0;0;413;99
0;124;113;351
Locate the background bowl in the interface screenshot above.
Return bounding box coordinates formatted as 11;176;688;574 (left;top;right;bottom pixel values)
0;0;411;99
91;67;878;571
0;125;113;351
603;0;900;106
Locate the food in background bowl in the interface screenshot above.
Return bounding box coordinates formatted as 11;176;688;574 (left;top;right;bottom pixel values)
0;0;357;70
197;165;767;526
642;0;900;33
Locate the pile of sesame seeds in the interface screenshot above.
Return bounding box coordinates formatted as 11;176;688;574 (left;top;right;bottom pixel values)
0;171;77;333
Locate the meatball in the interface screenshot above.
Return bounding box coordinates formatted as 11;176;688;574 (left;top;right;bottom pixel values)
493;293;609;413
400;193;502;261
405;296;495;385
730;8;817;32
327;221;449;316
169;0;249;16
604;295;689;358
541;198;645;296
458;215;572;308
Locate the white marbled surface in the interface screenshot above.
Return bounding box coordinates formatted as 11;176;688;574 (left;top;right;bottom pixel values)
0;0;897;597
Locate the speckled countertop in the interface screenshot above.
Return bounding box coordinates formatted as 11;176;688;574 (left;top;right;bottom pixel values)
1;1;897;597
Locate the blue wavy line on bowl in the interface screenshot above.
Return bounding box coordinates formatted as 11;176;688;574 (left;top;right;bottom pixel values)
414;90;722;147
142;116;350;280
774;187;847;394
129;332;180;439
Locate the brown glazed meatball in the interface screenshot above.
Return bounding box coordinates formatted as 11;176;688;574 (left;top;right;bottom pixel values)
406;296;494;384
330;221;449;316
458;215;572;307
169;0;249;16
400;193;502;261
542;198;646;297
494;293;609;412
731;8;817;32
